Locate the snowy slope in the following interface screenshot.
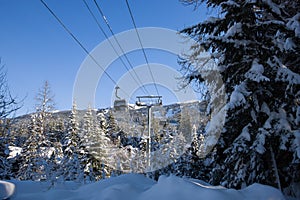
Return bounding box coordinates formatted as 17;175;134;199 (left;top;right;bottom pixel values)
0;181;15;199
7;174;284;200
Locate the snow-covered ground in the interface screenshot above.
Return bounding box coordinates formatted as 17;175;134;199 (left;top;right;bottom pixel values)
0;180;15;199
3;174;285;200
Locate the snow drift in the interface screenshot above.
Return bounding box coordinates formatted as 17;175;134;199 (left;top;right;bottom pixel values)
6;174;284;200
0;180;15;199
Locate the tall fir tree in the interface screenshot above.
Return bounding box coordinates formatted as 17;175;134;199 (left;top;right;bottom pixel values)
0;64;21;179
80;106;103;182
35;81;55;142
107;110;118;135
180;0;300;196
17;81;58;181
18;113;49;180
60;102;82;182
0;119;13;180
94;112;112;178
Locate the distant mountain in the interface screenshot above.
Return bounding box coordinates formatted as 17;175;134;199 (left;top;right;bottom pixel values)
10;101;209;144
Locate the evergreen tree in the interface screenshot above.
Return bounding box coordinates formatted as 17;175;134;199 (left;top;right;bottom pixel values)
0;146;10;180
0;64;21;179
35;80;55;117
82;106;94;142
95;112;112;178
180;0;300;195
188;125;201;177
60;102;82;182
107;110;118;134
47;117;65;143
45;143;63;186
0;119;12;180
18;113;49;180
80;106;102;182
35;80;55;141
17;81;58;181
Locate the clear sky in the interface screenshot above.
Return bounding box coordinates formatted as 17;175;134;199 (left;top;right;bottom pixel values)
0;0;213;116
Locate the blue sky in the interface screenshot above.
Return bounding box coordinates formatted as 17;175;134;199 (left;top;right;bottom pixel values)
0;0;211;116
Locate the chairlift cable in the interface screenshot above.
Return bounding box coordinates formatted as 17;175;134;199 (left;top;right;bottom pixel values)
82;0;149;96
125;0;160;96
92;0;150;96
40;0;135;103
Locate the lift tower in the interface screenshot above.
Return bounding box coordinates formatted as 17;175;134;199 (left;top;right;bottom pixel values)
136;96;162;169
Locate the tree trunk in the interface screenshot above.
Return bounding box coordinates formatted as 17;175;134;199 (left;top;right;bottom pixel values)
270;145;281;191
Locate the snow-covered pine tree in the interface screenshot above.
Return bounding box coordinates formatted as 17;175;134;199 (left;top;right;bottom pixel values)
0;119;12;180
157;130;178;177
107;110;118;135
180;0;300;195
35;81;57;145
0;65;21;179
98;111;108;131
175;125;204;179
0;143;10;180
18;113;49;181
189;125;201;177
79;106;104;182
35;80;54;129
46;145;62;186
198;132;205;156
18;81;59;181
82;106;93;143
47;117;65;144
94;112;112;178
60;102;82;182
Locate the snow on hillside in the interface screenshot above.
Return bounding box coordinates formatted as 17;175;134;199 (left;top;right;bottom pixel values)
6;174;284;200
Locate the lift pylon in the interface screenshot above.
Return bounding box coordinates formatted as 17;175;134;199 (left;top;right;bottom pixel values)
135;95;162;169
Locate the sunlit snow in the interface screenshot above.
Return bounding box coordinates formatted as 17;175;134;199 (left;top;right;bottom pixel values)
4;174;285;200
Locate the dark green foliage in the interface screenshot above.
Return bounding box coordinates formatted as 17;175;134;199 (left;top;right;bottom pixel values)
179;0;300;196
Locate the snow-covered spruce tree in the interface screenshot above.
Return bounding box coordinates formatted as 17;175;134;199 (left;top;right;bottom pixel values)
0;65;20;179
60;102;82;182
187;125;202;177
47;117;65;143
0;119;13;180
34;81;62;169
180;0;300;195
18;81;59;181
94;112;112;179
173;125;208;179
35;81;56;141
35;80;55;116
79;106;106;182
107;110;118;135
0;144;10;180
18;113;50;181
